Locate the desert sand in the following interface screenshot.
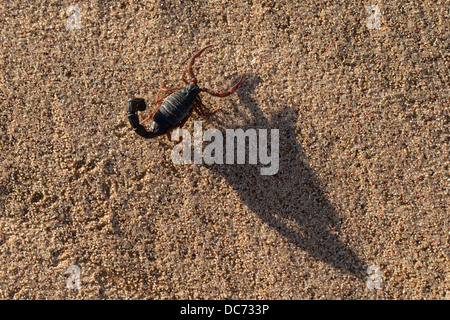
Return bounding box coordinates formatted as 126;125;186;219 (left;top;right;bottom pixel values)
0;1;448;299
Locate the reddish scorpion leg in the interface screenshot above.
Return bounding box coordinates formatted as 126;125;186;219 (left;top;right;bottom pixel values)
140;102;163;125
193;96;221;117
155;83;184;103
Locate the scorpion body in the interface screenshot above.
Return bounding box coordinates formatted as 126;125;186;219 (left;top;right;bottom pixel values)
127;45;244;140
127;84;200;138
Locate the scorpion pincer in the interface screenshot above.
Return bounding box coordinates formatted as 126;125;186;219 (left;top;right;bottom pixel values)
127;45;244;140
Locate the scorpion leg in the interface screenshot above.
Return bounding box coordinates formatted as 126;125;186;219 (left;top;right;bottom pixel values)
201;74;244;97
155;85;183;103
192;98;207;116
140;102;164;125
181;44;214;84
193;99;202;116
194;96;221;117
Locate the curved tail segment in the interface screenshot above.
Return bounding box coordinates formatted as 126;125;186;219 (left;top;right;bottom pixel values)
127;98;159;138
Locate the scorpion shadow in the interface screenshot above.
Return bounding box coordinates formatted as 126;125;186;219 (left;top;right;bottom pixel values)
204;73;366;277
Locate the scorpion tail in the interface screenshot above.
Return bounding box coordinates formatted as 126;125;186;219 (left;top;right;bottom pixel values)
127;98;159;138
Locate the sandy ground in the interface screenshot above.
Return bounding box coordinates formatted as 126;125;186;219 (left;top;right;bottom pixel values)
0;0;448;299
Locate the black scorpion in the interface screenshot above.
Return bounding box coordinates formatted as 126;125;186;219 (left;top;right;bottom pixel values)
127;45;244;140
